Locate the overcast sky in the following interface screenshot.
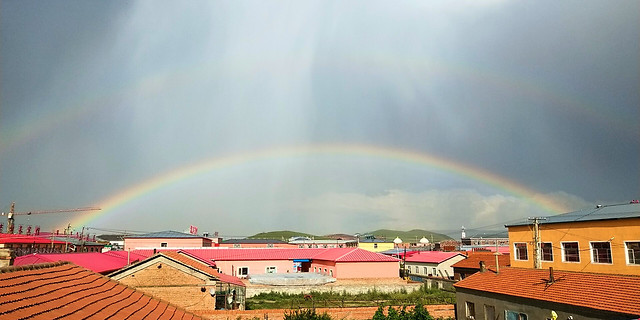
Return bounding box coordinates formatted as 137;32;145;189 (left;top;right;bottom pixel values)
1;1;638;237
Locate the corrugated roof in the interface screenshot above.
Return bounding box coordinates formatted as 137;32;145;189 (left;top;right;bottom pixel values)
311;248;400;262
0;261;203;320
124;230;204;239
451;252;510;269
454;267;640;316
506;202;640;227
404;251;464;264
0;233;66;245
13;252;145;274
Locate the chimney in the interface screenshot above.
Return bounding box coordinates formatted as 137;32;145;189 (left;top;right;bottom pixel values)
479;261;486;272
548;267;555;283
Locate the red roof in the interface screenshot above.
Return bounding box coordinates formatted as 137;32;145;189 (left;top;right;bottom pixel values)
451;252;510;269
311;248;400;262
0;262;203;319
0;233;66;245
454;267;640;316
131;248;399;263
404;251;464;264
161;251;245;287
13;251;146;274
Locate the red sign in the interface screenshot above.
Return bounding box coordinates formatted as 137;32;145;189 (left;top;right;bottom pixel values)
189;225;198;235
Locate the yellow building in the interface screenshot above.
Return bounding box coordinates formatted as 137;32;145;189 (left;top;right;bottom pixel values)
506;202;640;275
357;239;395;253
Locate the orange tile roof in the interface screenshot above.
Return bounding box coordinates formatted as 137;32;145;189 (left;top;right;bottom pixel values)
453;267;640;316
451;252;510;269
0;261;203;320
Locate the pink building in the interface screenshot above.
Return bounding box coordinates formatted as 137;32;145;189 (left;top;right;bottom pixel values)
131;247;400;279
404;251;466;279
124;230;215;250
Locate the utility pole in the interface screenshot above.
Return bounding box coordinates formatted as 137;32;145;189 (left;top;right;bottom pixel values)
529;217;547;269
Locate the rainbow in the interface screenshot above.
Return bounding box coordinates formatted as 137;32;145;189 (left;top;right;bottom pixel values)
67;143;570;229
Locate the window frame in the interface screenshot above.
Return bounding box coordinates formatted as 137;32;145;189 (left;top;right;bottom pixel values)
484;305;495;320
160;242;168;247
237;266;249;277
625;241;640;265
561;241;580;263
541;242;553;262
514;242;528;261
265;266;277;273
590;241;613;264
465;301;476;319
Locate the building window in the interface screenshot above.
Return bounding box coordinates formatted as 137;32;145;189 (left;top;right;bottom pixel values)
514;243;528;260
562;242;580;262
160;242;168;247
265;266;277;273
233;243;241;248
591;242;612;264
267;243;274;248
505;310;527;320
465;301;475;319
423;267;428;274
330;270;333;277
484;305;495;320
238;267;249;277
432;267;437;276
626;241;640;265
373;244;378;249
541;242;553;261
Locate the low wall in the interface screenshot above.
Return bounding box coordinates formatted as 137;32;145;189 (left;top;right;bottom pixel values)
246;279;423;298
197;305;455;320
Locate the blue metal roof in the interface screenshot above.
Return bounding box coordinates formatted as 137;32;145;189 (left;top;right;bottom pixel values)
124;230;203;239
505;203;640;227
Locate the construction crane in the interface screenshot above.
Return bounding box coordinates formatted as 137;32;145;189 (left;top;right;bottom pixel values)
1;202;101;234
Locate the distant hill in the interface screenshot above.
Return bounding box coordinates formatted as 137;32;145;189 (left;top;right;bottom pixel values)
364;229;452;243
247;230;331;241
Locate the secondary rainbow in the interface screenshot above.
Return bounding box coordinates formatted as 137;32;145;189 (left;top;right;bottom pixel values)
68;143;569;229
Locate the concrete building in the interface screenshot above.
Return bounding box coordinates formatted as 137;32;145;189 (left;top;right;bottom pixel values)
404;251;466;279
358;238;395;253
110;251;246;312
454;267;640;320
506;202;640;275
124;230;214;250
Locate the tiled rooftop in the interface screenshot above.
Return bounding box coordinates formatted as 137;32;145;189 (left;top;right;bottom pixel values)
451;252;510;269
454;267;640;316
0;261;203;319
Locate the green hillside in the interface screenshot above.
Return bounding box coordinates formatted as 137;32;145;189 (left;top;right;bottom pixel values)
365;229;452;243
247;230;331;241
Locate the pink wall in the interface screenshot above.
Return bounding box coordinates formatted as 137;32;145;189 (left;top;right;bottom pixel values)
215;260;296;278
336;261;399;279
124;238;211;251
312;261;399;279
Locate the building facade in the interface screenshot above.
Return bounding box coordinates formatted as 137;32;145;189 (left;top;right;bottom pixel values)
506;202;640;275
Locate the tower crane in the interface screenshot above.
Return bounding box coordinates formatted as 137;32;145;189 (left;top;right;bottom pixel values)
1;202;101;234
